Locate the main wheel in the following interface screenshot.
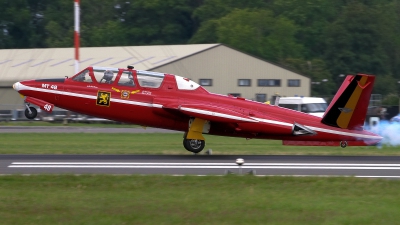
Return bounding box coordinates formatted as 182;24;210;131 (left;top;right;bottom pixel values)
340;141;347;148
183;139;205;153
25;107;37;120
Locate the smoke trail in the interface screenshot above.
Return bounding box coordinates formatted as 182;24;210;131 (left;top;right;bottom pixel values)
367;119;400;146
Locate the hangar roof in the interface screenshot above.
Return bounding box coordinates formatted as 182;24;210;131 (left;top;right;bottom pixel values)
0;43;219;86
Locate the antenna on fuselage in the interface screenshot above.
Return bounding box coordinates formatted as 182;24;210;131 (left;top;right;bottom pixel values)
274;96;280;106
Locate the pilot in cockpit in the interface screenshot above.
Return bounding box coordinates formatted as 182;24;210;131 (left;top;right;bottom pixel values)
76;74;85;81
101;70;114;84
74;70;88;82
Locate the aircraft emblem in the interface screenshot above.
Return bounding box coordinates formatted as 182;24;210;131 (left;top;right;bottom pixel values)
96;91;111;107
338;107;352;113
121;90;130;99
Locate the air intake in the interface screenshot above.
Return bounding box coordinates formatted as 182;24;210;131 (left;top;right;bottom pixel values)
292;123;316;136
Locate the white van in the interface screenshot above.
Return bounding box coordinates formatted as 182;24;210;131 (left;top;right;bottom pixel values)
277;97;328;117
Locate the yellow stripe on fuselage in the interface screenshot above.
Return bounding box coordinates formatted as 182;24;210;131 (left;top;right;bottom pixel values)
336;76;368;128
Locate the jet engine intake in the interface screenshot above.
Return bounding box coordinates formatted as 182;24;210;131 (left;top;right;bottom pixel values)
292;123;316;136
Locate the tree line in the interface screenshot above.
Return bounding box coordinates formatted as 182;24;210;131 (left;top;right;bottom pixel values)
1;0;400;103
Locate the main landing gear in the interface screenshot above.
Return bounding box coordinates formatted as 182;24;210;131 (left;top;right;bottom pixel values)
183;117;209;153
24;104;37;120
183;138;205;153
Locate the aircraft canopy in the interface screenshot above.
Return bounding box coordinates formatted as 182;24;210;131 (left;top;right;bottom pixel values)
70;66;201;90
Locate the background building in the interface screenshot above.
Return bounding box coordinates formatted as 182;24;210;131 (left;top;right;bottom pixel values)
0;44;309;111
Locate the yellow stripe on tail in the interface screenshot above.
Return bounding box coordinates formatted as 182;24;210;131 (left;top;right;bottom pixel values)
336;76;368;128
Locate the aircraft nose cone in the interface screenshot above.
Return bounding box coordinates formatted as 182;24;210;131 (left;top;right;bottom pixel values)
13;82;21;91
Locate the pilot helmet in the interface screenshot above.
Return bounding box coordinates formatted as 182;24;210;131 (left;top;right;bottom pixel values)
103;70;114;82
77;74;85;81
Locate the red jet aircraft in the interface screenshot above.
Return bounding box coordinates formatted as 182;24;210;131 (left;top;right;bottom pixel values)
13;66;382;153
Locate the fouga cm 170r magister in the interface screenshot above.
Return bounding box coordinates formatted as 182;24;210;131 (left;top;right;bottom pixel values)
13;65;382;153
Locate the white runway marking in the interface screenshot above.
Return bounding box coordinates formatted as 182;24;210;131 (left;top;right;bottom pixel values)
8;162;400;170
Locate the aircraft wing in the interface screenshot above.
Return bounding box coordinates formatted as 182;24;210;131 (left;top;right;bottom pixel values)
163;103;258;123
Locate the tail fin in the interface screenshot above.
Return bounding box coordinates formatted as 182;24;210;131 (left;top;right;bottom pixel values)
321;74;375;130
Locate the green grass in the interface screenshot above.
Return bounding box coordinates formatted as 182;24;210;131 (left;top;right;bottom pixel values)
1;123;399;224
0;132;399;155
0;175;400;225
0;120;138;127
1;121;398;155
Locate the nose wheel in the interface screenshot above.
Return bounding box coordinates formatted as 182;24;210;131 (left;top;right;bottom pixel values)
24;101;38;120
24;106;37;120
183;138;205;153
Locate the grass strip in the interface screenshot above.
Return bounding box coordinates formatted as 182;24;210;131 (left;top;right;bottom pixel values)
0;133;398;155
0;121;139;127
0;175;399;225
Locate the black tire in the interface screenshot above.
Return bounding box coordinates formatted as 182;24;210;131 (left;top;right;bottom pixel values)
183;138;190;150
340;141;347;148
25;107;37;120
183;139;205;153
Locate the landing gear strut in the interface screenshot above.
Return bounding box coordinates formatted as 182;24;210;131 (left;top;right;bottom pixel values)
183;138;205;153
24;105;37;120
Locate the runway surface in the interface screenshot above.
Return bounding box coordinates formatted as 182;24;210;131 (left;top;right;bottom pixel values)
2;154;400;178
2;126;399;178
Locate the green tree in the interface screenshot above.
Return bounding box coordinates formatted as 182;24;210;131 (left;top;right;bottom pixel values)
192;0;268;22
192;9;304;63
373;74;399;97
190;0;269;43
118;0;198;45
375;1;400;80
80;0;125;47
271;0;342;58
43;0;74;47
0;0;48;48
86;21;127;47
323;2;389;85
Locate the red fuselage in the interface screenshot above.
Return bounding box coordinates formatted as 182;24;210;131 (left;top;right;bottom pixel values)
13;67;382;147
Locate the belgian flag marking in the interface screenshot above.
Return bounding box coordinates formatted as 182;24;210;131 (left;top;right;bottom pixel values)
336;76;368;128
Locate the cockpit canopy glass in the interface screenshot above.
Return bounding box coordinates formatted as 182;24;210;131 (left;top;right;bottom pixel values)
175;75;200;90
72;70;92;83
118;71;135;87
70;67;203;91
136;70;164;88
